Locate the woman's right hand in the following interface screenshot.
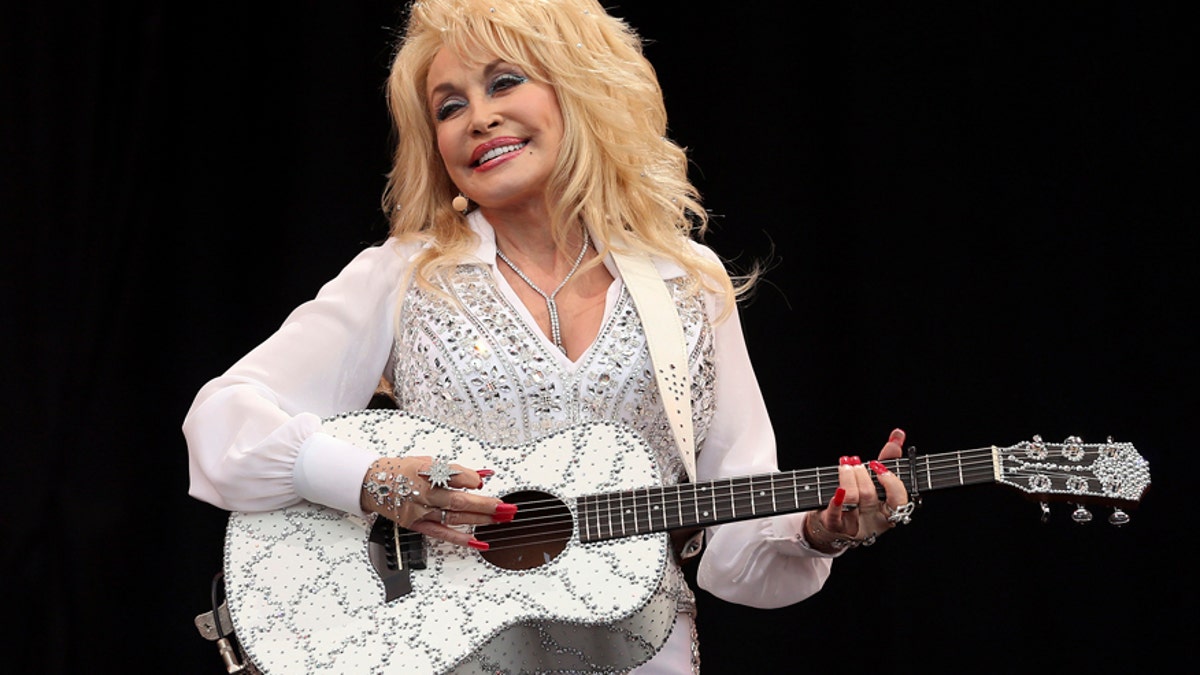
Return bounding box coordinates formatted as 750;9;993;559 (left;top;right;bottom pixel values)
360;456;517;550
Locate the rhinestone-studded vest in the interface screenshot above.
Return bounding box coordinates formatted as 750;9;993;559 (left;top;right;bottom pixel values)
391;263;716;614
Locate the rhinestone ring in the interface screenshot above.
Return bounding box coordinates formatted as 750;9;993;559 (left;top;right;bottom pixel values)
418;457;462;489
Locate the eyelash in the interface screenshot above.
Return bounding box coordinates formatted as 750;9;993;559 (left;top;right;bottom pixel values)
490;72;527;93
434;72;528;122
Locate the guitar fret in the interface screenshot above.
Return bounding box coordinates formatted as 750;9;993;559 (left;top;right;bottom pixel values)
593;494;601;539
612;492;620;537
637;487;648;535
611;492;619;536
643;488;654;535
631;490;638;535
591;494;599;539
606;492;615;539
621;492;628;535
581;495;590;541
594;495;604;540
709;482;717;523
614;492;621;536
681;484;690;527
662;482;672;530
673;484;682;528
633;489;641;535
620;490;628;536
634;490;642;534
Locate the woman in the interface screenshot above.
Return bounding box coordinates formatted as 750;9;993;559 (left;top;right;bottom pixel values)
183;1;912;672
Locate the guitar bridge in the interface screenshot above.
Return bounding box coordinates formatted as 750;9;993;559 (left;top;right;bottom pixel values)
367;517;425;601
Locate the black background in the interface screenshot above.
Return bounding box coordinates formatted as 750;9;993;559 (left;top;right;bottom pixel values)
3;2;1192;672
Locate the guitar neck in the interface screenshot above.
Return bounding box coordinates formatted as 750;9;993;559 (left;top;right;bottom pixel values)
576;448;997;542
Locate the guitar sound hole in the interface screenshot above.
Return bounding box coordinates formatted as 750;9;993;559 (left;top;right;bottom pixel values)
474;490;572;571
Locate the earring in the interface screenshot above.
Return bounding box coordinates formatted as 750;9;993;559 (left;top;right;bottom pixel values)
451;193;469;214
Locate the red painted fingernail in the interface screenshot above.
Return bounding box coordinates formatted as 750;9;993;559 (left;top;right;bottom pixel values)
848;456;862;466
477;469;495;478
831;487;846;507
839;456;850;465
494;503;518;515
869;460;889;475
467;539;489;551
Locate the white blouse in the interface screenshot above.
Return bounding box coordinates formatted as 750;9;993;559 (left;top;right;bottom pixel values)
183;212;835;673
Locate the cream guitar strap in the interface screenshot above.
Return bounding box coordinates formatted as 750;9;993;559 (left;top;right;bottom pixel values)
611;249;697;483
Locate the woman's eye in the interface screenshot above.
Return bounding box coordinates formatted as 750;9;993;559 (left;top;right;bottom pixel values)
489;73;527;94
435;99;465;122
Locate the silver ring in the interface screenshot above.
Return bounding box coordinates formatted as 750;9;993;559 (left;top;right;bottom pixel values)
841;503;859;512
884;501;916;525
418;457;462;488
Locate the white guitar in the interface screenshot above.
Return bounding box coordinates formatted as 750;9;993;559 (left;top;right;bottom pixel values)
218;409;1151;674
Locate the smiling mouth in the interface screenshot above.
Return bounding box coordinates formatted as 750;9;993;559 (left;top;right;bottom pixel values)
473;141;528;167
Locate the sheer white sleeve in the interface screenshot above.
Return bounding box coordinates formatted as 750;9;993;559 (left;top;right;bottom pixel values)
182;240;412;517
694;285;837;610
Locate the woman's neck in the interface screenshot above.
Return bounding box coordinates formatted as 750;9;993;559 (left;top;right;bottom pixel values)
479;201;551;238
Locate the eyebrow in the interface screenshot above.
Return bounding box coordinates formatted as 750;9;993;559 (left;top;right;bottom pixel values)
427;58;508;103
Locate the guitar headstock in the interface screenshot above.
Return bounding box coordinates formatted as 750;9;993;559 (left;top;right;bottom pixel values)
994;435;1150;525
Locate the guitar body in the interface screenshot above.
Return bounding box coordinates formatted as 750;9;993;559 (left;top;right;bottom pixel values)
223;409;676;674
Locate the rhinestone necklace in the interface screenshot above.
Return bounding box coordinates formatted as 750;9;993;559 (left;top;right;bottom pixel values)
495;228;590;354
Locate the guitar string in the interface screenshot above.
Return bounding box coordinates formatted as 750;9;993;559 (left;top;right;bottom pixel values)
471;444;1119;524
476;447;1106;524
467;448;1123;551
478;449;1100;533
469;461;945;550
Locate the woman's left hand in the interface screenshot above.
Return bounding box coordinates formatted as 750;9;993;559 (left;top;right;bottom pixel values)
804;428;914;553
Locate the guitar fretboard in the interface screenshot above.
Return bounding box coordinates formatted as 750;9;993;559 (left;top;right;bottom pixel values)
576;448;999;542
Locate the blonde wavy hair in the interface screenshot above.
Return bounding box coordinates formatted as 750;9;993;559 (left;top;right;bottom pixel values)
382;0;753;315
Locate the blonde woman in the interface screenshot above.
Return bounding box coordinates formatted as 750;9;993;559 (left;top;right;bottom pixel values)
184;1;910;672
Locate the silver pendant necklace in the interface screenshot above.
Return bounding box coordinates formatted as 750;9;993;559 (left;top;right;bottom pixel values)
496;228;590;354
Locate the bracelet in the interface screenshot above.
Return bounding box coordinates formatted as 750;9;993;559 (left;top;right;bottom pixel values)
362;468;417;512
805;510;860;551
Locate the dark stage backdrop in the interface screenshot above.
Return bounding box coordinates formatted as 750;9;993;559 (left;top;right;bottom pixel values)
3;2;1192;672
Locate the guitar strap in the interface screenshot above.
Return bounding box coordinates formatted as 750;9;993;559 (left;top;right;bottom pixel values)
610;248;697;483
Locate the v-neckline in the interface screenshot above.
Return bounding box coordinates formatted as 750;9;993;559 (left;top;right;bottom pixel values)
489;262;620;369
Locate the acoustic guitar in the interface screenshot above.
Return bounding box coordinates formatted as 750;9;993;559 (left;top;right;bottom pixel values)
218;408;1150;673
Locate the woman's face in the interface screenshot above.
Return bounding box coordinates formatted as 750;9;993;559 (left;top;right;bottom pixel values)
426;47;564;217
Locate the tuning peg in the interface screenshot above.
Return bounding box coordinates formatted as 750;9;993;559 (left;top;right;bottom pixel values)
1071;504;1093;524
1109;508;1131;526
1039;501;1050;523
1062;436;1085;461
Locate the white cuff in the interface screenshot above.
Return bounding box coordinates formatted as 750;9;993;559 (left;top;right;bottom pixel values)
294;431;381;517
782;512;841;558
